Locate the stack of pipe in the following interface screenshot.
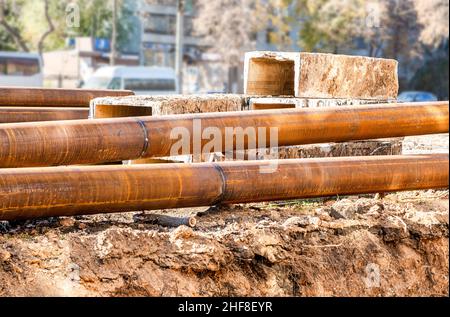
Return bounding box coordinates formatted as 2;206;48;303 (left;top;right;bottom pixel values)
0;87;134;123
0;101;447;167
0;87;448;220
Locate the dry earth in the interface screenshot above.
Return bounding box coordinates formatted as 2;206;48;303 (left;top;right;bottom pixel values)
0;190;448;297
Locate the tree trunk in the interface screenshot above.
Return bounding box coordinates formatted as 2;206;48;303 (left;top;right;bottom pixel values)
37;0;55;57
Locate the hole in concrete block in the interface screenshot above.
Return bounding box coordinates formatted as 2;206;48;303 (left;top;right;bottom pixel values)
251;103;296;110
94;105;152;118
246;57;295;96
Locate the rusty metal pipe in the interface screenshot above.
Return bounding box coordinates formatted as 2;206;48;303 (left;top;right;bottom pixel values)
0;154;447;220
0;87;134;107
0;101;448;168
0;107;89;123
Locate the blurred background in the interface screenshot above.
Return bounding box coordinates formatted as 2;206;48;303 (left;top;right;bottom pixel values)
0;0;448;99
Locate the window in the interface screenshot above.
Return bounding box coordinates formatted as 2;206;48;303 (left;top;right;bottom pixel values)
145;14;176;35
124;78;176;91
266;27;275;44
0;59;6;75
108;77;122;90
184;16;194;37
0;57;40;76
83;77;112;89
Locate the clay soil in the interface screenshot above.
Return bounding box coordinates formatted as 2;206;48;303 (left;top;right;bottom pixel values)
1;190;448;297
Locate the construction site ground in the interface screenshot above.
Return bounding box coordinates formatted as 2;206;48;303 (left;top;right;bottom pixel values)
0;134;448;297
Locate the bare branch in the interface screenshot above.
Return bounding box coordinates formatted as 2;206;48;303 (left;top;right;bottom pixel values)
37;0;55;56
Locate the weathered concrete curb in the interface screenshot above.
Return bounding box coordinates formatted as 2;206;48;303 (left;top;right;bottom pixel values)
244;51;398;99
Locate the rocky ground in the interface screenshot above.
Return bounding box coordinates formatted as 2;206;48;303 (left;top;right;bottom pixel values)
0;190;448;297
0;134;448;297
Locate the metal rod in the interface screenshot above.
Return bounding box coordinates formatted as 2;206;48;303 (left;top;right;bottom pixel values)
175;0;185;94
134;213;197;228
0;154;447;220
0;107;89;123
0;101;448;168
0;87;134;107
110;0;118;66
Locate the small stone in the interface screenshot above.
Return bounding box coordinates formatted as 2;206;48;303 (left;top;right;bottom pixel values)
283;216;321;228
374;193;386;200
318;213;332;222
217;219;226;227
59;218;75;227
45;231;57;239
77;222;87;230
170;225;194;241
270;210;281;221
381;216;409;242
329;198;377;219
137;224;145;230
0;249;11;262
368;204;383;216
0;221;10;232
315;208;333;221
236;247;254;261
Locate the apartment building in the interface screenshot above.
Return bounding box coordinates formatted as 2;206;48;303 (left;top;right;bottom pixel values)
136;0;202;67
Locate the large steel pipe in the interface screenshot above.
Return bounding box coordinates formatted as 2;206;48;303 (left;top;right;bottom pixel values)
0;87;134;107
0;154;447;220
0;107;89;123
0;101;448;168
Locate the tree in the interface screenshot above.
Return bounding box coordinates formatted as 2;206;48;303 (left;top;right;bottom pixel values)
295;0;366;53
193;0;269;92
410;40;449;99
0;0;29;51
194;0;264;68
264;0;295;50
411;0;449;99
415;0;449;48
373;0;422;61
0;0;56;55
67;0;135;53
0;0;135;55
0;27;16;51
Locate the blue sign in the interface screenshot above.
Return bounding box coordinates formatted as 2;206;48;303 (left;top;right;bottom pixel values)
66;37;76;48
94;38;111;52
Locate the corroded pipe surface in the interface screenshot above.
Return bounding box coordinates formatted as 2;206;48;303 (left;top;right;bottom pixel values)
0;102;448;167
0;87;134;107
0;107;89;123
0;154;447;220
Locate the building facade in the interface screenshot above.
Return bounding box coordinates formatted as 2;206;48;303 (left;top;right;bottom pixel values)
136;0;202;67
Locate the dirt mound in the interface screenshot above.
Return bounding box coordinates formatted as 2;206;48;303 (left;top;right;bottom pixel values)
0;190;448;297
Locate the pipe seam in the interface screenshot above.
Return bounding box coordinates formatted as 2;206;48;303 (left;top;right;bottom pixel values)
135;119;150;158
211;163;228;206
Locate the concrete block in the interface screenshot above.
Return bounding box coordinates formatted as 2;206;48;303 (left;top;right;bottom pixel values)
248;97;393;110
244;51;399;100
90;94;246;118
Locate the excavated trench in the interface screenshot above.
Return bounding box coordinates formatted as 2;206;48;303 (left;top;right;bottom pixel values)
0;190;448;297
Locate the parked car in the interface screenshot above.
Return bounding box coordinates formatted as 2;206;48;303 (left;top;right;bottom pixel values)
398;91;438;102
82;66;178;95
0;51;43;87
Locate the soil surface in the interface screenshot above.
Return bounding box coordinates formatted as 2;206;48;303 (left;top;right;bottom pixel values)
1;190;448;297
